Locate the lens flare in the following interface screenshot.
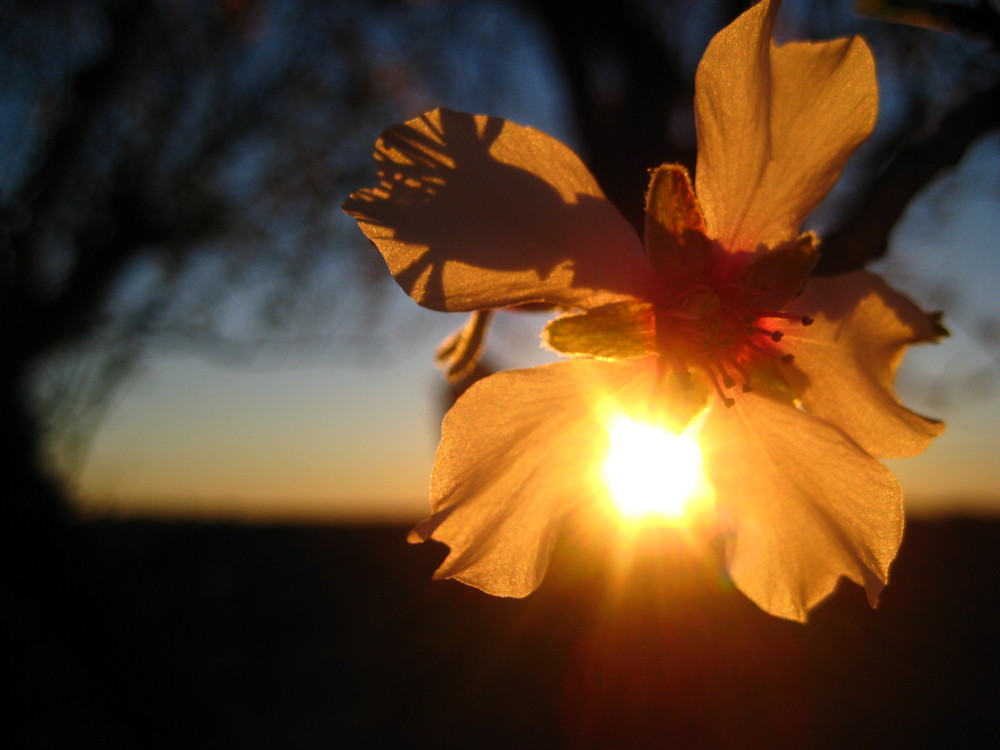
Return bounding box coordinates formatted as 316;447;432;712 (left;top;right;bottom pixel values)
602;413;713;524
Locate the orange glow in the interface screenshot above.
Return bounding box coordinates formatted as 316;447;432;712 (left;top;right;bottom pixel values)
602;413;714;525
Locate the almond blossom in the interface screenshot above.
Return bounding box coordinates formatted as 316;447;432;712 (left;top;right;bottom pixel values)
344;0;944;620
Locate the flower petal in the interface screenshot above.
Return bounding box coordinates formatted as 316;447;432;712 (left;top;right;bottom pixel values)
739;231;817;310
782;271;944;458
694;0;878;251
344;109;652;312
643;164;713;292
411;357;659;597
703;394;903;622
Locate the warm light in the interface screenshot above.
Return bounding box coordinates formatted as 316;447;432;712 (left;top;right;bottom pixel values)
602;413;712;523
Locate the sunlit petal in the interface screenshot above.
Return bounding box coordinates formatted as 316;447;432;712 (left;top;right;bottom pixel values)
703;394;903;622
694;0;878;250
411;357;660;597
782;271;945;458
344;108;653;312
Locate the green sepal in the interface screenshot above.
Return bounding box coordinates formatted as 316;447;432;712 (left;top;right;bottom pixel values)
543;301;657;359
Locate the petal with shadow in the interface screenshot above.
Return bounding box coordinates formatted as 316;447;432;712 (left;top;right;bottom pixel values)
782;271;944;458
345;109;652;312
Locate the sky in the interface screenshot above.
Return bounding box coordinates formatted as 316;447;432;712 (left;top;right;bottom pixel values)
68;134;1000;523
47;1;1000;525
69;304;559;522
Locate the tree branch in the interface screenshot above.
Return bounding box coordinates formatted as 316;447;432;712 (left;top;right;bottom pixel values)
817;79;1000;275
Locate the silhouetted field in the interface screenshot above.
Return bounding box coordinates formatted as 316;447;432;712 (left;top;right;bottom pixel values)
11;516;1000;749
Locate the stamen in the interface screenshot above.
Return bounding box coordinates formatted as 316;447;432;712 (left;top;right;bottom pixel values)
753;326;783;342
706;368;736;408
748;340;795;367
758;310;814;327
714;363;736;389
726;358;753;392
658;281;809;408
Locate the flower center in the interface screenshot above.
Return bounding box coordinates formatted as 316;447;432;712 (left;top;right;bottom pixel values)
654;281;812;407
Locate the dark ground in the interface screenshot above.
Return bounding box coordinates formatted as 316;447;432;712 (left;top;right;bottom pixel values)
9;516;1000;749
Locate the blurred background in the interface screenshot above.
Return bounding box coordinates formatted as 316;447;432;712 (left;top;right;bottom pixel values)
4;0;999;747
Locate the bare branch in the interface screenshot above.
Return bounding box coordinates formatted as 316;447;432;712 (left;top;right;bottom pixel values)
817;79;1000;275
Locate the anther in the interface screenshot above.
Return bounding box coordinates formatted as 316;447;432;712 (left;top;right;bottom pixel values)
715;363;736;389
726;359;753;392
707;369;736;408
752;326;783;342
748;341;795;366
758;310;813;327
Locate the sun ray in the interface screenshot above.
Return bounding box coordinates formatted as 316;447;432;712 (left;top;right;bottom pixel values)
602;412;714;525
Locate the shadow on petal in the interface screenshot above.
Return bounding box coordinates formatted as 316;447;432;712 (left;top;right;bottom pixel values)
345;109;652;312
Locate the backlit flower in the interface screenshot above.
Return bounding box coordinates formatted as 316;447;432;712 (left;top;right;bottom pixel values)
344;0;944;620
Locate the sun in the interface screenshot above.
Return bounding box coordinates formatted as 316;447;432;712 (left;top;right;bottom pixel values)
602;413;713;524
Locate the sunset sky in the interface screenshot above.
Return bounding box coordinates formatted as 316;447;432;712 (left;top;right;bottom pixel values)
70;132;1000;523
49;0;1000;526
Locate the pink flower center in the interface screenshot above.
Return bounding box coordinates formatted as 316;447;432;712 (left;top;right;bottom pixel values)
654;280;813;407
